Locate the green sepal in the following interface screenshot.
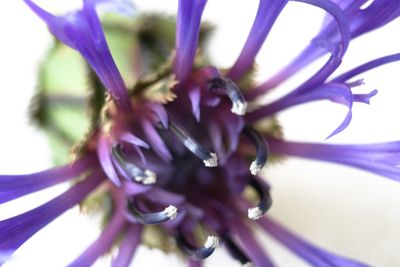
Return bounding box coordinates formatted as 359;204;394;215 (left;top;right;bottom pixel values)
30;41;91;164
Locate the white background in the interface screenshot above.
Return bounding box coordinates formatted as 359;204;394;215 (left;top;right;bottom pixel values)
1;0;400;266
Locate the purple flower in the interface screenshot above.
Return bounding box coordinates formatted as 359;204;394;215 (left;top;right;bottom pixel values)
2;0;400;266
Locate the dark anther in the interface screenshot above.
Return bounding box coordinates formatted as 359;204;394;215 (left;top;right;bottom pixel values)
111;144;156;184
247;178;272;220
243;127;270;176
208;77;247;115
127;200;177;225
169;120;218;167
223;235;252;265
176;230;219;260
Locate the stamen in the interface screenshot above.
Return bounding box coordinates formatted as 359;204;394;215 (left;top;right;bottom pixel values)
247;178;272;220
224;236;252;265
209;77;247;115
243;127;269;175
248;207;263;220
111;145;157;185
169;121;218;167
177;233;219;260
204;236;220;249
204;153;218;167
127;201;178;225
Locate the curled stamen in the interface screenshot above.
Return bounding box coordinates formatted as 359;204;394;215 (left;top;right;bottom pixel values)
177;233;219;260
111;145;157;185
224;236;252;265
127;201;178;225
169;121;218;167
209;77;247;115
247;179;272;220
243;127;270;175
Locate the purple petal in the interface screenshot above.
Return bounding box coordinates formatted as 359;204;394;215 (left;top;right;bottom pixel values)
227;0;289;80
24;0;131;112
246;0;349;99
123;181;152;196
118;132;149;164
218;110;244;153
174;0;207;82
146;188;186;206
258;217;369;267
231;220;275;267
291;0;350;92
118;132;149;149
141;119;172;162
188;87;201;122
247;83;355;138
208;121;225;163
0;172;102;263
69;209;126;267
189;259;203;267
91;0;136;17
352;89;377;104
249;0;400;98
97;136;121;186
245;44;323;100
112;225;142;267
0;155;96;204
341;0;400;38
331;53;400;83
268;138;400;183
145;103;169;128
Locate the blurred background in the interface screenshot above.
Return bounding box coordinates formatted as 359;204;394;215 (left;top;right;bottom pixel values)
0;0;400;266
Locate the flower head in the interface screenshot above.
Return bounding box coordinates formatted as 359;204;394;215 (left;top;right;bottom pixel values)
1;0;400;266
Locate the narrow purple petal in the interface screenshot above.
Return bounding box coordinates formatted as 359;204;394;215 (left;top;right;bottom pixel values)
258;217;369;266
123;181;152;196
97;136;122;186
352;89;377;105
174;0;207;82
246;0;349;100
69;210;126;267
116;132;148;165
118;132;149;149
248;0;399;99
231;220;275;267
141;119;172;162
246;83;355;138
88;0;136;17
145;103;169;128
0;155;96;204
245;45;322;100
189;259;202;267
219;110;244;153
291;0;350;92
0;172;102;263
208;121;225;163
24;0;132;112
341;0;400;38
111;225;143;267
331;53;400;83
227;0;289;80
146;188;186;206
188;87;201;122
268;138;400;183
